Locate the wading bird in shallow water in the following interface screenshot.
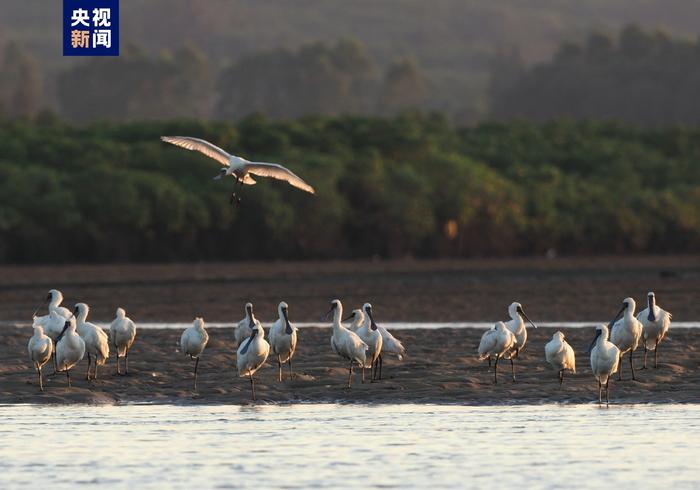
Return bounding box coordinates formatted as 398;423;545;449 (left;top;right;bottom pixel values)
269;301;298;382
324;299;368;388
55;318;86;388
544;331;576;386
637;292;672;369
28;325;53;391
355;303;383;382
74;303;109;381
180;318;209;391
160;136;315;206
477;322;516;385
235;303;262;347
609;297;642;381
502;302;538;382
588;325;620;405
237;321;270;401
110;307;137;376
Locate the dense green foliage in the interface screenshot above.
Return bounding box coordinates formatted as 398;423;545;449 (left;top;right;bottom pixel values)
491;25;700;125
0;114;698;263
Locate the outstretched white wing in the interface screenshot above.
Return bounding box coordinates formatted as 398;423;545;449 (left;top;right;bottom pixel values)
246;162;315;194
161;136;231;167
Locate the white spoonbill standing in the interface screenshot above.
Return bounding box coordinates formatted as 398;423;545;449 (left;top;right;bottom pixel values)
477;322;516;384
161;136;315;206
109;307;137;375
544;331;576;386
32;289;71;373
33;289;72;321
355;303;383;382
324;299;368;388
55;317;86;387
609;297;643;380
235;303;262;346
503;302;538;382
588;325;620;405
74;303;110;380
268;301;298;381
28;325;53;391
237;321;270;401
180;318;209;391
343;308;365;332
637;292;672;369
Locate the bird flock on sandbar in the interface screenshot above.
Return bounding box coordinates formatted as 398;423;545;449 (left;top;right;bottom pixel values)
26;288;671;404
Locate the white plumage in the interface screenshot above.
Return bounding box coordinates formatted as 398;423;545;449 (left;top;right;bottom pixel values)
161;136;316;199
28;325;53;391
355;303;383;381
74;303;110;380
544;331;576;385
109;307;137;375
235;303;262;346
55;317;86;387
180;317;209;391
326;299;368;388
588;325;620;405
501;302;538;382
237;320;270;401
268;301;298;381
344;309;365;332
477;321;516;384
636;292;672;369
609;297;643;380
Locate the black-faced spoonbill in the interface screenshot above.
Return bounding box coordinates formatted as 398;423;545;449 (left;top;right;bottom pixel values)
32;289;71;374
544;331;576;386
161;136;315;206
109;307;137;375
55;317;86;388
636;292;672;369
237;321;270;401
355;303;383;382
28;325;53;391
180;318;209;391
74;303;110;380
342;309;365;332
269;301;298;381
323;299;368;388
503;302;538;382
477;322;516;384
235;303;261;346
608;297;642;380
588;325;620;405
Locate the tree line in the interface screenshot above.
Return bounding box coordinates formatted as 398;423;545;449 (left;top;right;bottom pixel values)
0;114;698;263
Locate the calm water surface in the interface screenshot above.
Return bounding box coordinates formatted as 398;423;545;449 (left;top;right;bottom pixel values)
1;404;698;489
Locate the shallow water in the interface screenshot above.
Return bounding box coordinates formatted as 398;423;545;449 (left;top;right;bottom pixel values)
1;403;698;489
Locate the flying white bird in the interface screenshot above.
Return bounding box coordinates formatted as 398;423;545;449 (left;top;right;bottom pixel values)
588;325;620;405
237;320;270;401
343;309;365;332
636;292;672;369
355;303;383;382
161;136;315;205
609;297;643;380
109;307;137;376
28;325;53;391
268;301;298;381
74;303;110;381
502;302;538;382
55;317;86;388
324;299;368;388
477;322;516;384
235;303;262;347
544;331;576;386
180;317;209;391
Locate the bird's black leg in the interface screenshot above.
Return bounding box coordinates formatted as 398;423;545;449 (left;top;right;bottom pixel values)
37;364;43;392
278;355;282;382
630;349;636;381
348;360;353;388
618;354;623;381
250;374;256;401
654;339;659;369
559;370;564;387
510;357;516;383
86;353;92;381
598;380;602;404
193;357;200;391
288;358;293;380
125;348;130;375
494;355;500;384
379;354;383;380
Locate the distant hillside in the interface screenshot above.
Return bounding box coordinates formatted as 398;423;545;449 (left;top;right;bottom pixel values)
1;0;700;121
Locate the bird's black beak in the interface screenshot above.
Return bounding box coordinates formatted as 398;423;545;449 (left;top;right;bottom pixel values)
342;313;353;322
517;306;538;329
587;330;602;354
283;308;292;334
55;320;71;344
367;308;378;331
240;328;257;355
32;295;51;317
321;303;336;321
607;304;627;329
